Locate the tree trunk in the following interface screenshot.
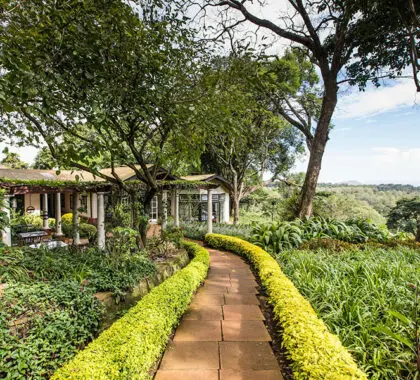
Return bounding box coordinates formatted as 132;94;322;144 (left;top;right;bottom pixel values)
299;80;338;218
231;169;240;225
136;187;157;248
416;223;420;242
232;195;240;225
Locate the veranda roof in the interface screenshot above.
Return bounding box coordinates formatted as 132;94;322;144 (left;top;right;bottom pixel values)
0;167;228;194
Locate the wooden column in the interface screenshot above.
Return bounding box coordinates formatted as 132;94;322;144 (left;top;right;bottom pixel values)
72;192;80;245
55;192;63;236
207;189;213;234
1;195;12;246
97;192;105;250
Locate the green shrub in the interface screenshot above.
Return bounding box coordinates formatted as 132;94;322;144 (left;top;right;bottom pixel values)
20;213;43;229
0;281;103;379
52;241;209;379
276;246;420;379
106;226;139;255
205;234;366;380
61;213;75;224
80;223;97;242
62;220;97;241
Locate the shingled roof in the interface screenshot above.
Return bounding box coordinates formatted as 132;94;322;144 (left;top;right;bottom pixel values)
0;168;103;182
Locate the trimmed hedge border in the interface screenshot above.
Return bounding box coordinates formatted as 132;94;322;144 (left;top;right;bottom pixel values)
205;234;367;380
52;241;209;380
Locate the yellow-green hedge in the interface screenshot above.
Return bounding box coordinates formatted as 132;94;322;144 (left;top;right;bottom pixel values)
205;234;367;380
52;241;209;380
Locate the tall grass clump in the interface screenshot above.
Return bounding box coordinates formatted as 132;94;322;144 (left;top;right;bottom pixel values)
276;246;420;379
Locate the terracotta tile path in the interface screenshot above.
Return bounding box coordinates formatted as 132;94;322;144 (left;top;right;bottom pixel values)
155;248;283;380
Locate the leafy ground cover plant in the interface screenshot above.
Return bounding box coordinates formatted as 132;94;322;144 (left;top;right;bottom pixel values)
1;245;155;295
276;247;420;379
251;217;400;254
0;281;103;379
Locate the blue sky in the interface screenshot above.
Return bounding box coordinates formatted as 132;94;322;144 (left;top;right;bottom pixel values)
295;79;420;185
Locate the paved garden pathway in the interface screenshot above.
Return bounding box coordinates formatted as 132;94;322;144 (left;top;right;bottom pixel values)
155;247;283;380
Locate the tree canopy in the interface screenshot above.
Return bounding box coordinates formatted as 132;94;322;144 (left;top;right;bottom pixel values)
0;0;211;243
387;197;420;241
199;53;304;223
0;148;28;169
196;0;419;218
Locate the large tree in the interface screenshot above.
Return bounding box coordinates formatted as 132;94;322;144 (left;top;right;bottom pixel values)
387;197;420;242
200;54;303;224
0;148;28;169
198;0;419;218
0;0;208;244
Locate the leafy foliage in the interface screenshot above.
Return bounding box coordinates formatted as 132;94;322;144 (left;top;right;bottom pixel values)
199;53;304;224
0;281;103;379
0;148;28;169
387;197;420;241
250;217;393;253
318;183;420;217
60;213;97;241
0;189;8;234
276;246;420;379
0;245;155;295
0;240;157;378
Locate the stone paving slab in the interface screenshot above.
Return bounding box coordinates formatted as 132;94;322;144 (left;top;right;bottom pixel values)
229;279;258;286
160;341;219;369
183;305;223;320
191;293;225;306
224;294;260;305
223;305;265;320
220;342;279;370
222;320;272;341
227;286;259;294
174;320;222;341
155;370;218;380
157;248;282;379
220;370;284;380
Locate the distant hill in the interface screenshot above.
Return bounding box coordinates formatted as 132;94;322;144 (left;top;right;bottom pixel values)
338;180;363;186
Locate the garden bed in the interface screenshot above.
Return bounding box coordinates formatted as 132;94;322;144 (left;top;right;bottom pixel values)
96;249;190;328
0;242;159;378
52;241;209;379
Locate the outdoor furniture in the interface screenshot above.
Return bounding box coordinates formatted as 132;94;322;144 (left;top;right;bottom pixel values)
29;240;68;249
17;230;49;246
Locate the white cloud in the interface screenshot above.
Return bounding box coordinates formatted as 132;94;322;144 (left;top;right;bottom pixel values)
292;147;420;185
372;147;420;167
335;80;419;119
